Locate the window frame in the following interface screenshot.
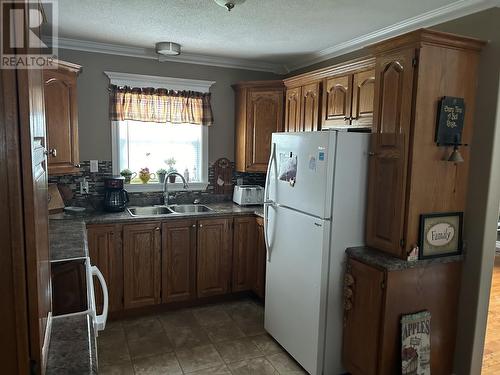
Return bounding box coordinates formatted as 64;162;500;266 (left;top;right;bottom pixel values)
106;72;215;192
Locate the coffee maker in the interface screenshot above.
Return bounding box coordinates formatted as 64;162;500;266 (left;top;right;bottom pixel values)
103;176;129;212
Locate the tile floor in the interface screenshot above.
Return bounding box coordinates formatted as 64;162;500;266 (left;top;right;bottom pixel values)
482;257;500;374
98;298;307;374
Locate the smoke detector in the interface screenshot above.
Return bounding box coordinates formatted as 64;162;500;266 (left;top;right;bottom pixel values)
214;0;246;11
155;42;181;56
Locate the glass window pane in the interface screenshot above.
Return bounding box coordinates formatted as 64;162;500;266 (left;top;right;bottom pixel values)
118;121;203;183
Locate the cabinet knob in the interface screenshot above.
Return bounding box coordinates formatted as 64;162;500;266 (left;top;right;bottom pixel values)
74;163;81;168
44;148;57;157
155;227;160;231
199;224;203;228
368;152;378;157
192;224;196;228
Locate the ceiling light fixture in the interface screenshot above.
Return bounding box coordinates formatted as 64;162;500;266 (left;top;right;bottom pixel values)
214;0;246;11
155;42;181;56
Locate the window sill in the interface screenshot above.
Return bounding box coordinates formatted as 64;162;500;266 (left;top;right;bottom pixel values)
124;182;209;193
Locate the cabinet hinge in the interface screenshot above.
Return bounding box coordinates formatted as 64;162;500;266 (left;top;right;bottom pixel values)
412;57;418;67
400;238;405;248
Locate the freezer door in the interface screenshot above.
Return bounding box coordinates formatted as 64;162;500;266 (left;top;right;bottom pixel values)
266;132;336;219
264;204;330;375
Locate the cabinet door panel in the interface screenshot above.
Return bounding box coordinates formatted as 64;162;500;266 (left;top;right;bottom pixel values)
366;49;415;257
322;75;352;128
232;216;256;292
197;218;232;298
342;259;384;375
123;222;161;309
88;224;123;313
43;67;80;175
285;87;301;132
253;217;266;299
351;69;375;126
162;220;197;303
246;90;283;171
301;82;320;132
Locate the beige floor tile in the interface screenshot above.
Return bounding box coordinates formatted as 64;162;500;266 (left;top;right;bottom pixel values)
215;337;263;363
176;344;224;373
165;323;211;349
127;331;173;359
250;334;284;355
228;357;277;375
98;360;135;375
224;301;264;323
203;321;246;343
159;309;199;331
133;352;182;375
192;305;233;327
266;353;307;374
123;316;164;342
185;363;232;374
234;316;266;337
97;325;127;349
98;340;130;367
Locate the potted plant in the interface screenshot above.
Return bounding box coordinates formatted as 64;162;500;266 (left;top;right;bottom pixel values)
157;168;167;184
138;167;155;184
165;158;177;183
120;168;136;184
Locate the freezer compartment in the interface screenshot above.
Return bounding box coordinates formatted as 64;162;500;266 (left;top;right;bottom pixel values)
264;204;331;375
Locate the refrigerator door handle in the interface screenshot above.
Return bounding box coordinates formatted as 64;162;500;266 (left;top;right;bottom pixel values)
265;142;276;204
264;202;272;261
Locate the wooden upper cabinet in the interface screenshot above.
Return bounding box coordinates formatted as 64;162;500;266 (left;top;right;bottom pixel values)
162;220;197;303
322;75;352;128
123;222;161;309
351;69;375;126
43;60;82;175
301;82;321;131
87;224;123;313
284;87;301;132
342;258;384;375
232;216;256;292
197;217;233;298
366;48;416;257
233;81;284;172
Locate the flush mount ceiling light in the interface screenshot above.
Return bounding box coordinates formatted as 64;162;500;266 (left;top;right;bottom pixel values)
214;0;246;11
155;42;181;56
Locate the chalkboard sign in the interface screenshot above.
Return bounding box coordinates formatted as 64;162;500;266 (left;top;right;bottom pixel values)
435;96;465;145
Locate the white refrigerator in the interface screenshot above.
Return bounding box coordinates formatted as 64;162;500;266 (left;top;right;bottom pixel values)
264;130;369;375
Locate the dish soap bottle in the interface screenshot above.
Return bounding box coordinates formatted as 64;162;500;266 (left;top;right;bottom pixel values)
183;168;190;183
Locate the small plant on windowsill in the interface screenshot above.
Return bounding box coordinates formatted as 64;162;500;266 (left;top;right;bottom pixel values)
138;167;156;184
157;168;167;184
165;157;177;183
120;168;135;184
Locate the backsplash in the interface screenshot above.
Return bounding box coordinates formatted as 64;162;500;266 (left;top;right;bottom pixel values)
49;160;266;209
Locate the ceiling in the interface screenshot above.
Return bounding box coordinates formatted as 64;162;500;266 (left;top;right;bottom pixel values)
52;0;497;73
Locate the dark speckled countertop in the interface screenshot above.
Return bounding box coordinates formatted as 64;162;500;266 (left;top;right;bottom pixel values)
46;313;97;374
49;203;264;262
346;246;463;271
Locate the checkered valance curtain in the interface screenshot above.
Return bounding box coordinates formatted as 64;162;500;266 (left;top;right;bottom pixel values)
109;85;214;126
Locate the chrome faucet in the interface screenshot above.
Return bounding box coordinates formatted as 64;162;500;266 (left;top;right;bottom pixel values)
163;172;189;205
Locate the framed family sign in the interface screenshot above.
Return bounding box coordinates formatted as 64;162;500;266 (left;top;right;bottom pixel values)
419;212;463;259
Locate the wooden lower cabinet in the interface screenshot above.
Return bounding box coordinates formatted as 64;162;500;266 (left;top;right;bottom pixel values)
123;222;161;309
232;216;256;292
87;224;123;313
197;217;233;298
253;217;266;299
342;251;461;374
162;220;197;303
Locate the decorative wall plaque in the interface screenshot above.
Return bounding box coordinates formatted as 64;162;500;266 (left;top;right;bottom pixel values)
419;212;463;259
401;311;431;375
435;96;465;145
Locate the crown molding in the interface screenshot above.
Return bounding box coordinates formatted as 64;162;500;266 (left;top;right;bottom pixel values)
104;71;215;92
284;0;500;72
56;37;288;74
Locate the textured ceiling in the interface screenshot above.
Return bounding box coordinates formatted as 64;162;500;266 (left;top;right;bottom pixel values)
55;0;461;66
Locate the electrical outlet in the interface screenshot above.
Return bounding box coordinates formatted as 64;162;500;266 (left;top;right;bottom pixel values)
80;178;89;194
90;160;99;173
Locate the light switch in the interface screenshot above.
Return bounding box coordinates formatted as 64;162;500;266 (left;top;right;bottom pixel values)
90;160;98;173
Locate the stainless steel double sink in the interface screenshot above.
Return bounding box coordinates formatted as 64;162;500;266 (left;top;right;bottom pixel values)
127;204;213;217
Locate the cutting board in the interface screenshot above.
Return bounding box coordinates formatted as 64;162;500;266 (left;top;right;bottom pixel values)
48;184;65;214
213;158;233;195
